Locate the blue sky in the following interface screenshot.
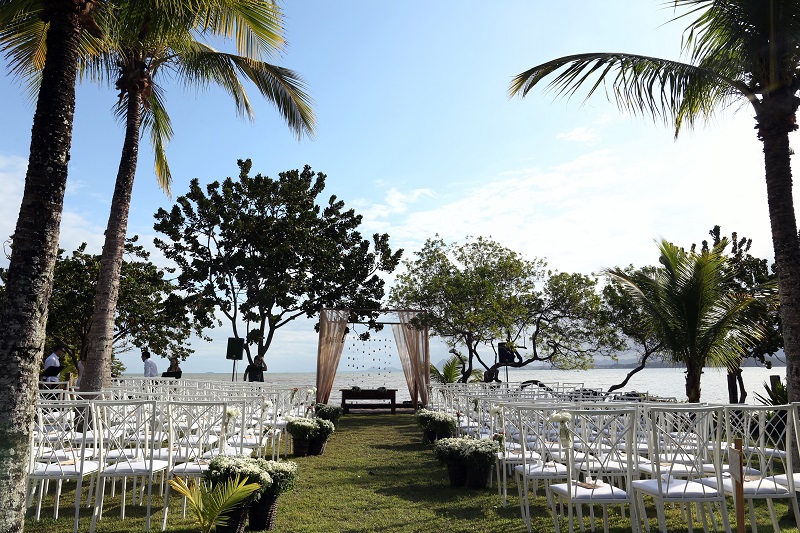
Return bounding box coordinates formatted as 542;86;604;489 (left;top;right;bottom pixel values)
0;1;790;374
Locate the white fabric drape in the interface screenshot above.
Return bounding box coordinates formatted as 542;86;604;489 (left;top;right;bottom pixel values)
392;311;429;406
316;308;349;404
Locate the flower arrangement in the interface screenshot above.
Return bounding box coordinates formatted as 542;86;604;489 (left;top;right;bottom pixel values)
488;405;503;418
433;437;469;465
202;455;273;501
226;406;241;420
285;417;318;441
415;408;457;442
462;439;501;470
549;411;573;447
285;417;335;441
254;459;298;497
376;386;387;393
492;432;505;447
315;403;343;426
350;385;361;393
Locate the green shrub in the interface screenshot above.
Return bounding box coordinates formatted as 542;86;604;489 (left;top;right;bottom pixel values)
315;403;343;425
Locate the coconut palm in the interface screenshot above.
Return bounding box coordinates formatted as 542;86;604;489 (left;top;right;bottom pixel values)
0;1;107;529
430;354;484;384
80;0;315;390
605;239;766;402
509;0;800;402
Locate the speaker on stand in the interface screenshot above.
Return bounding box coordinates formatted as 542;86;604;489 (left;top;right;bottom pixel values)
226;337;245;381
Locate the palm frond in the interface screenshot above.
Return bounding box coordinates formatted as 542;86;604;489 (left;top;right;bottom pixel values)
196;0;285;60
510;52;747;136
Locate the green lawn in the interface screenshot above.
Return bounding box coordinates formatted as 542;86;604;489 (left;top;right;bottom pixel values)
22;412;800;532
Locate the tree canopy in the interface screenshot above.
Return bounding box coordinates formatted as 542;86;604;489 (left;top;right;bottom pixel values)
390;237;618;382
153;159;403;363
604;239;769;402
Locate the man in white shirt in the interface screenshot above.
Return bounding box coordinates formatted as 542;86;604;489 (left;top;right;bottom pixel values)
43;345;66;383
142;349;158;377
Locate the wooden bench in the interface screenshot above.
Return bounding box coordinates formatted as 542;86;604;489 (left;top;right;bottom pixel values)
340;389;397;414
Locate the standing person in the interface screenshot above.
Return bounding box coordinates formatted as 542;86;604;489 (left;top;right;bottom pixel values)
43;345;66;383
142;349;158;377
244;355;267;382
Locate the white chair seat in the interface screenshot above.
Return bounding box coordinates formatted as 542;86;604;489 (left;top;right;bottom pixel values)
100;459;169;476
549;481;629;500
772;472;800;489
170;461;210;476
514;461;568;478
632;477;720;498
700;475;792;496
31;461;100;478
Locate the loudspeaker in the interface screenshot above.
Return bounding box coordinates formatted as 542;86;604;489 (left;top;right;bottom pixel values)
226;338;244;360
498;342;515;364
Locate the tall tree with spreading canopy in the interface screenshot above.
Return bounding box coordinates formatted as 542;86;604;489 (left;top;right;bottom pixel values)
605;239;768;402
153;160;403;363
390;237;619;383
509;0;800;402
81;0;315;391
0;1;105;529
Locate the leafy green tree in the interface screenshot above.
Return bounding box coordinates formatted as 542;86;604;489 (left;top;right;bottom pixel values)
694;226;781;402
82;0;315;391
390;237;618;383
605;239;768;402
37;239;207;381
430;354;483;384
602;265;666;394
0;1;106;528
509;0;800;403
153;160;402;364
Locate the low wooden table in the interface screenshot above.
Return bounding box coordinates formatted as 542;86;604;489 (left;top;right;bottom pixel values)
340;389;397;414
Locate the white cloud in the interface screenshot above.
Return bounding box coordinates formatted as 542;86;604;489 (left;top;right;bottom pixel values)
556;126;598;144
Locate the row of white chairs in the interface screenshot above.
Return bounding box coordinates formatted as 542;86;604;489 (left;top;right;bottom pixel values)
29;381;316;531
433;385;800;533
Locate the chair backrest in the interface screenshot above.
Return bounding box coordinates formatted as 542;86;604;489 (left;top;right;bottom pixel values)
563;406;636;491
92;399;159;469
31;399;94;475
165;400;227;463
646;404;724;496
725;404;793;490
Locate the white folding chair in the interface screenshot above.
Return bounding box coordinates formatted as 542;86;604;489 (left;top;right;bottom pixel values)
89;399;168;533
631;405;730;533
546;406;640;533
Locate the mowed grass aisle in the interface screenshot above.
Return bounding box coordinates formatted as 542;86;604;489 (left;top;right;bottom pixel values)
22;412;800;532
277;413;525;532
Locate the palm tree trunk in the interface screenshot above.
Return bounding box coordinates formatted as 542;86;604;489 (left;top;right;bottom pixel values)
0;3;85;530
757;99;800;405
685;360;702;403
82;93;144;391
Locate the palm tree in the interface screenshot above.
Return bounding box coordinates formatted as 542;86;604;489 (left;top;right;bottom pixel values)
80;0;315;391
430;354;484;384
0;1;105;530
605;239;766;402
509;0;800;403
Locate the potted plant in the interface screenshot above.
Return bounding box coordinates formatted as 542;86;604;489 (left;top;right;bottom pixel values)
248;459;299;530
168;474;261;533
201;456;273;533
309;418;335;455
433;437;469;486
286;417;317;457
415;409;456;442
463;439;501;489
315;403;344;427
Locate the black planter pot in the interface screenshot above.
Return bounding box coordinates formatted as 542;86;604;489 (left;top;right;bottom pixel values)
466;465;493;490
249;493;280;531
446;462;469;487
293;438;311;457
216;502;250;533
308;437;328;456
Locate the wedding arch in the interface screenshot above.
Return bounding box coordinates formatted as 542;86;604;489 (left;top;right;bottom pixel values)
315;308;430;407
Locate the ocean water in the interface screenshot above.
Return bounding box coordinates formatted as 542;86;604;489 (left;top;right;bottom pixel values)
171;365;785;406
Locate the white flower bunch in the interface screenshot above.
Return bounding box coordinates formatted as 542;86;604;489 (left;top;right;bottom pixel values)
226;407;241;420
548;411;572;423
489;406;503;417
